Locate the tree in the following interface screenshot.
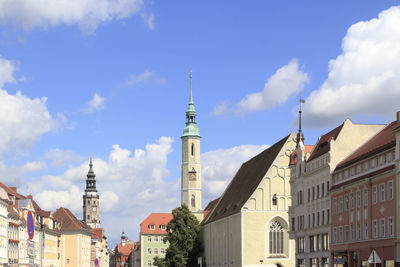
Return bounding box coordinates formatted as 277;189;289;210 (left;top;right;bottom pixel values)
153;204;202;267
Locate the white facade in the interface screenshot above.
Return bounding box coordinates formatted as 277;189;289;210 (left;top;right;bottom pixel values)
0;199;7;265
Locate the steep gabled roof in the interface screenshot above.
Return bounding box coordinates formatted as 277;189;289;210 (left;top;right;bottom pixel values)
53;207;92;233
0;183;26;199
140;213;173;235
335;120;400;171
201;197;220;224
307;123;344;161
116;243;134;256
204;134;290;224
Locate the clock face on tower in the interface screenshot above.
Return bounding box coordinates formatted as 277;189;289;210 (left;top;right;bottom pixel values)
92;206;97;212
189;172;197;181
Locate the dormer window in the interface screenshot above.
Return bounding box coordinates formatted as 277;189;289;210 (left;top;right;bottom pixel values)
149;224;155;230
160;225;166;230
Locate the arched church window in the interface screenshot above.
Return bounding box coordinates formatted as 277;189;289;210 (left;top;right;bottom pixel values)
191;143;194;156
269;221;284;254
191;195;196;208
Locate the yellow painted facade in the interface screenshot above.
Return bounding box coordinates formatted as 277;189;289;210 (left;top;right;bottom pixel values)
203;132;297;267
61;232;91;267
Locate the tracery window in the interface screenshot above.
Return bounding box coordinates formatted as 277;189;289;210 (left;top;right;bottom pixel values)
269;221;284;254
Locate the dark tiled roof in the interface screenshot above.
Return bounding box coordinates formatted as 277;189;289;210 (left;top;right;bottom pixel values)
335;120;400;171
53;207;92;233
0;183;26;199
307;123;344;162
116;243;134;256
204;135;290;224
201;197;220;224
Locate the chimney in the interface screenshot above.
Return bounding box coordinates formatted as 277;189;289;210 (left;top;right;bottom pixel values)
397;111;400;121
10;187;17;192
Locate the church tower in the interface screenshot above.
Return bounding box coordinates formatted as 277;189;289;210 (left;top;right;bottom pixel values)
181;71;203;221
83;157;100;228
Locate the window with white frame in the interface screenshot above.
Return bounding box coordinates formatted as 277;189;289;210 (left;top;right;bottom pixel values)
161;248;165;255
372;186;377;204
149;224;155;230
148;260;152;267
363;189;368;206
154;248;158;255
380;218;385;237
388;180;393;200
372;220;377;238
148;248;152;255
333;228;337;243
388;217;394;237
380;184;385;202
350;192;354;209
160;225;166;230
333;198;337;213
147;236;152;242
350;224;354;241
364;222;368;240
154;236;158;242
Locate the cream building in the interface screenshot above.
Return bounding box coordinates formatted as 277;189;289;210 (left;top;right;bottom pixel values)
203;132;298;267
289;119;384;267
53;207;92;267
0;190;8;265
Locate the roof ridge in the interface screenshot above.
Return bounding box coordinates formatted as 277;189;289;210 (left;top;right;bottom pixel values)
61;207;84;230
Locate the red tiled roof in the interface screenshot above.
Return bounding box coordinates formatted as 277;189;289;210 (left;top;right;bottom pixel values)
202;197;220;224
307;123;344;162
92;228;104;241
140;213;172;235
335;120;400;171
116;243;134;256
289;145;314;165
0;183;26;199
53;207;92;233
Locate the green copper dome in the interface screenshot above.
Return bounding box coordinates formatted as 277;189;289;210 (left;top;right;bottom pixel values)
182;72;200;138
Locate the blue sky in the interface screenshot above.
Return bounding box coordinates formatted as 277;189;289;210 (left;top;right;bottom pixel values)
0;1;400;246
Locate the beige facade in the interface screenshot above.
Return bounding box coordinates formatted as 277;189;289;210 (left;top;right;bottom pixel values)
289;119;385;267
203;132;297;267
0;189;8;265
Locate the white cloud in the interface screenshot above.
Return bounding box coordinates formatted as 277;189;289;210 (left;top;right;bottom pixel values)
201;144;269;204
43;149;85;167
0;55;17;87
0;89;57;155
0;160;46;185
85;93;105;113
32;136;178;245
0;0;144;34
303;6;400;127
125;68;165;86
218;59;309;115
141;12;155;30
211;100;232;116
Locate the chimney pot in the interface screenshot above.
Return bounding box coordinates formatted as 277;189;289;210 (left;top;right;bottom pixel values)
397;111;400;121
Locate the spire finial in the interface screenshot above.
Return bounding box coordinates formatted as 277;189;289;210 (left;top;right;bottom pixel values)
297;93;305;143
189;70;193;105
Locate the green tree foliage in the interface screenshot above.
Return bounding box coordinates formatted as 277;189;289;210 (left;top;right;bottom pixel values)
154;204;202;267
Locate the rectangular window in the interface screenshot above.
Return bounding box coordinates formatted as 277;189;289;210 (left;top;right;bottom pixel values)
372;220;377;238
154;248;158;255
148;260;152;267
313;213;315;227
322;183;325;197
327;209;330;224
333;198;337;213
364;222;368;240
338;196;343;212
148;248;152;255
322;210;325;225
149;224;155;230
147;236;152;242
317;212;320;226
161;248;165;255
372;186;377;204
308;188;310;202
333;228;337;243
357;191;361;208
357;223;361;240
388;217;394;237
388;181;393;200
363;189;368;206
380;218;385;237
160;225;166;230
308;214;311;228
317;185;320;198
154;236;158;242
327;181;329;194
350;192;354;209
380;184;385;202
345;225;349;242
350;224;354;241
312;187;315;200
383;153;387;164
344;195;349;210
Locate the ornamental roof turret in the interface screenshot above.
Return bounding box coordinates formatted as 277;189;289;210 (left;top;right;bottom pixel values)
182;71;200;138
85;157;97;193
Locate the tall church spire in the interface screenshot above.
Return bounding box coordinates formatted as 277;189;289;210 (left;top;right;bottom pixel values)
297;97;305;144
85;157;97;193
83;157;100;228
182;71;200;138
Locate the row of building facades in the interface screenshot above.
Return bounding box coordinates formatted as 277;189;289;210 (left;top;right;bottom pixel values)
108;76;400;267
0;158;109;267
